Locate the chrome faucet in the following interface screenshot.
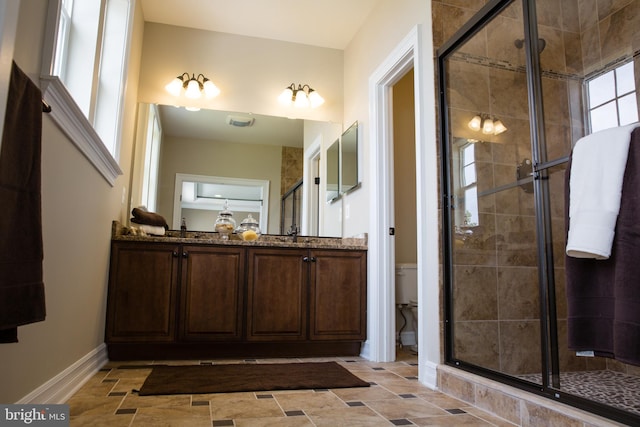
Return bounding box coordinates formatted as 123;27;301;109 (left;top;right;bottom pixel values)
287;225;299;242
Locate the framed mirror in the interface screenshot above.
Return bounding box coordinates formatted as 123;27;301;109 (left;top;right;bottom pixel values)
340;121;359;194
326;138;340;202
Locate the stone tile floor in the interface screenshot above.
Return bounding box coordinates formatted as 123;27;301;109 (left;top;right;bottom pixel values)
66;348;517;426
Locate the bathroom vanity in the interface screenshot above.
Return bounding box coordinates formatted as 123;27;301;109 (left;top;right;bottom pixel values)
105;222;367;360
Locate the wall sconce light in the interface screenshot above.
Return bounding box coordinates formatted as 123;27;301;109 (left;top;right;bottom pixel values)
165;73;220;99
278;83;324;108
468;114;507;135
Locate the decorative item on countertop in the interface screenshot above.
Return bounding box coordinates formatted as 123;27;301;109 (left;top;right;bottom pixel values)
214;200;236;240
180;217;187;238
236;214;261;241
130;206;169;236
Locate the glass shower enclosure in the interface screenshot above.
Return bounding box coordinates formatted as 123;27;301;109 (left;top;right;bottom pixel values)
437;0;640;424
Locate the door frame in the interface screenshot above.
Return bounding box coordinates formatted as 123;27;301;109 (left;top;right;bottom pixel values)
367;24;440;388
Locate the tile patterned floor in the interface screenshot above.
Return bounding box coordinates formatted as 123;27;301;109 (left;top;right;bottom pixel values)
66;349;517;426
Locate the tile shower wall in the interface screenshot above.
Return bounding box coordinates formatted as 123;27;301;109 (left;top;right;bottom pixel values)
280;146;303;195
434;0;640;379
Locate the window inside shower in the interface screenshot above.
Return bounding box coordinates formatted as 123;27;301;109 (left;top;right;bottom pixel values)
587;61;638;133
437;0;640;425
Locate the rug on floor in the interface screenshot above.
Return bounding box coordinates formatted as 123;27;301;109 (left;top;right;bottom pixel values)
137;361;370;396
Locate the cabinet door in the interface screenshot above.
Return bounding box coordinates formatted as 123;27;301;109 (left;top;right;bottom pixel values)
106;242;180;342
309;249;367;340
180;245;245;341
246;248;307;341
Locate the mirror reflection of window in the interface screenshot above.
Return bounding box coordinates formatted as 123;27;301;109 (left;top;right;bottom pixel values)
460;142;478;227
587;61;638;133
141;105;161;212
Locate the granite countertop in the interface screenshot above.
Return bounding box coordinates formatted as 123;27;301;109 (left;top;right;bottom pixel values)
111;221;367;250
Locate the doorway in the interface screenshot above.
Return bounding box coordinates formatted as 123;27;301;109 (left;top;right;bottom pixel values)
302;136;321;236
367;25;441;390
392;69;418;353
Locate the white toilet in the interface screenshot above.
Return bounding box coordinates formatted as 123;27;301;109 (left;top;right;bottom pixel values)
395;264;418;351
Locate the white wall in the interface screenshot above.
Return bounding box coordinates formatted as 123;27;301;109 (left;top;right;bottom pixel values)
0;0;143;403
342;0;441;380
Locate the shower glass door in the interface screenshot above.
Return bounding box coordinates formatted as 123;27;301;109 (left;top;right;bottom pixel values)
439;0;640;423
442;0;543;384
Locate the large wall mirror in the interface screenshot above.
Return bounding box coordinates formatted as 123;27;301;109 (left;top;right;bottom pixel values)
131;103;343;237
340;121;359;194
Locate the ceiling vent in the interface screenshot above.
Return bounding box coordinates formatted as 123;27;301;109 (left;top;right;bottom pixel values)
226;115;255;127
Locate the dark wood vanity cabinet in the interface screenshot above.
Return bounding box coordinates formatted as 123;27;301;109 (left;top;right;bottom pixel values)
105;240;366;360
179;245;245;341
106;242;244;344
246;248;308;341
246;247;367;342
105;242;180;343
309;249;367;340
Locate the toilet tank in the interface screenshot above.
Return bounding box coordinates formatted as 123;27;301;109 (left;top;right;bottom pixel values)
395;264;417;304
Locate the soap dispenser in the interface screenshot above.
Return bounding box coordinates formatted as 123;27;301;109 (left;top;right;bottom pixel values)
180;217;187;238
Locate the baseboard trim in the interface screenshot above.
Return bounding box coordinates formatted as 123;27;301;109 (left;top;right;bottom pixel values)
16;343;108;404
421;360;438;389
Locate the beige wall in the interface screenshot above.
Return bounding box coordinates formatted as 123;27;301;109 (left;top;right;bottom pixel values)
0;0;441;403
0;0;142;403
157;135;283;234
393;69;417;265
138;23;344;124
134;22;346;235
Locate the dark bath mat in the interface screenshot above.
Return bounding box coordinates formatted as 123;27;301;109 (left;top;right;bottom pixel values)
137;361;370;396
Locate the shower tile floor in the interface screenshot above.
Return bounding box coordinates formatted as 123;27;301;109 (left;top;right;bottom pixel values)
65;348;519;426
518;370;640;417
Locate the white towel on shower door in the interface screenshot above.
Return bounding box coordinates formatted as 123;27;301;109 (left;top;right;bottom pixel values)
566;122;639;259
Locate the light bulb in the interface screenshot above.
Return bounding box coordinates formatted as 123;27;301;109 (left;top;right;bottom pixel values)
493;119;507;135
468;115;482;131
308;90;324;108
278;87;294;105
165;77;183;97
482;118;494;134
185;79;202;99
203;80;220;98
294;90;309;108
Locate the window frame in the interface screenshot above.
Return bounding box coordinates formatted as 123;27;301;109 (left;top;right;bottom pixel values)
586;60;638;134
40;0;134;186
459;141;479;227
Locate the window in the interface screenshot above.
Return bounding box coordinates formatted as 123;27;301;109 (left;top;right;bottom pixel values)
460;142;478;227
587;61;638;133
41;0;134;185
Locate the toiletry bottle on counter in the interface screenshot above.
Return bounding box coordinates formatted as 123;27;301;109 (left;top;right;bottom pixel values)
181;217;187;237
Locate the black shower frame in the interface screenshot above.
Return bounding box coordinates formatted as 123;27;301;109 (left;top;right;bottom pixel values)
436;0;639;425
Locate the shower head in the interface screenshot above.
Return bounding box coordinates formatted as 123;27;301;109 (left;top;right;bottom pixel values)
514;38;546;53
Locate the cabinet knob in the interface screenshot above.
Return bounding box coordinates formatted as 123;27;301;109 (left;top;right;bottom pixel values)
182;252;188;258
310;257;317;262
303;256;309;262
172;251;179;257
